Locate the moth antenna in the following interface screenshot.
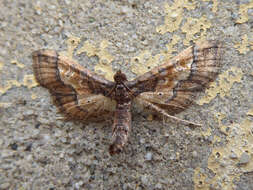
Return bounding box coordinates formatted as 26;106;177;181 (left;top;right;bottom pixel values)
175;101;222;118
56;116;68;121
158;102;186;110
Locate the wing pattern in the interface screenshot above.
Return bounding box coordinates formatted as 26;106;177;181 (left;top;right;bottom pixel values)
128;41;223;115
32;50;116;121
32;40;223;154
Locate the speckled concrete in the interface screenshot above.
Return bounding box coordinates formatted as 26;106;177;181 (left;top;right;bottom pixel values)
0;0;253;190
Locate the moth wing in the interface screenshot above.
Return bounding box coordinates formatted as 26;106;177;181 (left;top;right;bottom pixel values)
32;50;116;121
129;40;223;115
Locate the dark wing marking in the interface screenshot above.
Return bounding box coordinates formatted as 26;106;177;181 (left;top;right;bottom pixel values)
128;40;223;115
32;50;116;121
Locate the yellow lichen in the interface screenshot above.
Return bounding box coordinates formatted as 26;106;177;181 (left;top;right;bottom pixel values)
156;0;215;47
130;50;169;78
194;115;253;190
247;108;253;117
219;125;229;136
77;40;97;57
23;74;38;89
194;167;209;189
200;127;212;137
234;34;251;54
0;102;11;108
214;112;226;126
0;80;21;94
33;5;42;14
66;36;81;58
131;50;153;76
31;93;37;100
236;1;253;24
181;16;212;46
214;135;223;144
97;40;114;64
77;40;115;81
213;112;227;139
60;37;115;81
94;61;114;81
11;60;25;68
130;35;181;78
166;34;181;56
0;75;38;95
198;67;243;105
206;119;253;190
0;62;4;71
156;0;196;34
212;0;218;12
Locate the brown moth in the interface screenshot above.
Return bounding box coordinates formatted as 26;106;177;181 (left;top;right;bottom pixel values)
32;40;222;155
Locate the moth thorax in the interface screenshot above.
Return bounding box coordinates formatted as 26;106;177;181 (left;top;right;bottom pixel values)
115;84;126;94
115;84;130;102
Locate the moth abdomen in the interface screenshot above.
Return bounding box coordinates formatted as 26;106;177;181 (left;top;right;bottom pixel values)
109;102;131;155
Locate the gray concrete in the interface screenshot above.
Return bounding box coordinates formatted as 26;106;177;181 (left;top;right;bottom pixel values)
0;0;252;190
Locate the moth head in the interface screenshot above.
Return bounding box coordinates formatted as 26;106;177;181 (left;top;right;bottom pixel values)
114;70;127;83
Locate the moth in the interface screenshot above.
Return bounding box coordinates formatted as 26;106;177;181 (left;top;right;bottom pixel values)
32;40;222;155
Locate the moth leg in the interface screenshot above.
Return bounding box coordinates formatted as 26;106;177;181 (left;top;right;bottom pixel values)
96;99;110;121
105;84;116;98
56;116;66;121
122;82;135;99
162;115;166;125
138;98;202;127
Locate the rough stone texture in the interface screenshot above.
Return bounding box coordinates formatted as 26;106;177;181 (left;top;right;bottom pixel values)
0;0;252;190
234;171;253;190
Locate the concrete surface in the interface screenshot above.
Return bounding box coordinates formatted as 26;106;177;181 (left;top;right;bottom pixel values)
0;0;252;190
